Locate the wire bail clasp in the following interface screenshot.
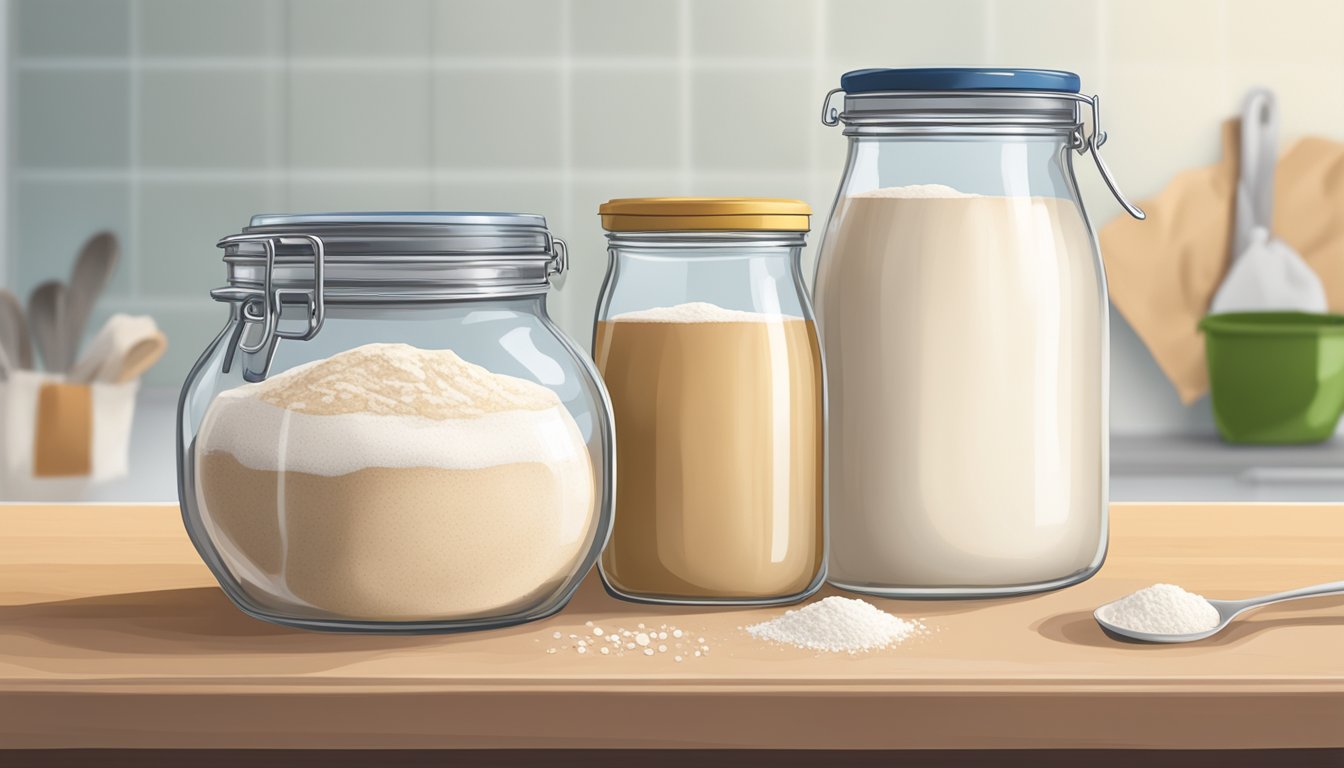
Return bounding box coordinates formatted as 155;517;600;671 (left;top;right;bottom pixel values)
546;234;568;289
820;88;844;127
214;232;327;354
1073;94;1145;220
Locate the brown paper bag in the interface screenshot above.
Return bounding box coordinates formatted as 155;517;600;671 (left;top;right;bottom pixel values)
1101;123;1344;404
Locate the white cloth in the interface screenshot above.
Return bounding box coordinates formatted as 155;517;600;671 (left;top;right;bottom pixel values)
1209;89;1327;315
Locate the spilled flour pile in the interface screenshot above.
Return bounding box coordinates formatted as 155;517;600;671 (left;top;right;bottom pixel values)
746;596;924;653
1096;583;1220;635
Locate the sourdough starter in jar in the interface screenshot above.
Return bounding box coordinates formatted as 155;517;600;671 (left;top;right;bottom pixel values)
193;342;595;620
820;185;1103;588
595;302;824;598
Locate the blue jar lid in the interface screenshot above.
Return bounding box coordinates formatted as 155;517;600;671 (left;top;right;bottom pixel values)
840;68;1080;94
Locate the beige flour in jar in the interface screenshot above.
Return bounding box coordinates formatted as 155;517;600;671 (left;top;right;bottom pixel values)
817;184;1105;589
594;302;824;599
193;343;596;621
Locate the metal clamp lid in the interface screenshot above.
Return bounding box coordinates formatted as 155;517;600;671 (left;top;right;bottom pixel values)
821;88;1146;220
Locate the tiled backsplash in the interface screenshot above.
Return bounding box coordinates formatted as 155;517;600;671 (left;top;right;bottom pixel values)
6;0;1344;435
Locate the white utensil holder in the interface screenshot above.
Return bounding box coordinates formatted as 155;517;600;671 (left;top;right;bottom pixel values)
0;370;138;501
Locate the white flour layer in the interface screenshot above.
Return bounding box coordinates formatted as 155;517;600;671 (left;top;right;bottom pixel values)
850;184;982;199
612;301;798;324
196;343;590;475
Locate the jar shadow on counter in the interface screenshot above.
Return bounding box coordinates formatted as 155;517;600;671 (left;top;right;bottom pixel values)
0;587;496;660
565;579;1042;622
1033;596;1344;650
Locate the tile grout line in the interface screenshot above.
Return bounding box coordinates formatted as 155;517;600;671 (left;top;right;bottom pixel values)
678;0;691;195
281;0;292;211
558;0;576;332
426;0;436;192
12;56;816;72
1094;0;1107;92
982;0;996;62
2;0;11;288
13;168;820;183
127;0;141;298
808;0;831;283
807;0;823;181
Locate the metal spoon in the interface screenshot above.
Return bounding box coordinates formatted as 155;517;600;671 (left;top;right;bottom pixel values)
27;280;69;373
65;232;119;366
1095;580;1344;643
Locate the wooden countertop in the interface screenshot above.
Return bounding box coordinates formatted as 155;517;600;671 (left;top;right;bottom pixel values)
0;503;1341;751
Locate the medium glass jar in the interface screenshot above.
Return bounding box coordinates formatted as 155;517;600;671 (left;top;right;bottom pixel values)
177;212;614;633
814;68;1145;597
593;198;825;605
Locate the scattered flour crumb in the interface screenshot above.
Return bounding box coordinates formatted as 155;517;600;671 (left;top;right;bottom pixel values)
544;621;708;659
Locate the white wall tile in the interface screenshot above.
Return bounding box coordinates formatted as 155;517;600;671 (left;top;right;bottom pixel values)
139;0;281;57
1103;0;1227;68
15;71;129;168
1225;0;1344;68
139;71;279;168
992;0;1101;84
11;0;1340;437
435;0;563;57
434;71;564;168
570;70;682;169
137;182;281;299
570;0;679;58
1102;66;1230;201
826;0;992;71
690;68;813;171
14;0;129;58
289;180;434;212
433;180;565;221
12;181;132;299
288;70;433;168
689;0;815;58
289;0;433;58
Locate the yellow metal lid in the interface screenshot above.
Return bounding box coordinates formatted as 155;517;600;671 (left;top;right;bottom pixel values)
598;197;811;232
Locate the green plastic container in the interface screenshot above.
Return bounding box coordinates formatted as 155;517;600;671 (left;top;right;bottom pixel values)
1199;312;1344;444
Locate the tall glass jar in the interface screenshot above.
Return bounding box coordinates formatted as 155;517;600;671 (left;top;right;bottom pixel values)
814;69;1145;597
177;213;614;633
593;198;825;605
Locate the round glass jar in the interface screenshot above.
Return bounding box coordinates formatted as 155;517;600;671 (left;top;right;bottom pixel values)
593;198;825;605
177;212;614;633
815;68;1145;597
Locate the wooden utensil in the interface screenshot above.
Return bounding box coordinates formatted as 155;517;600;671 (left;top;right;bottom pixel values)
111;331;167;383
69;314;165;384
27;281;69;373
65;232;119;366
0;288;31;370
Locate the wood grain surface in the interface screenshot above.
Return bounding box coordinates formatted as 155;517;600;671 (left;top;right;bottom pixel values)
0;503;1341;750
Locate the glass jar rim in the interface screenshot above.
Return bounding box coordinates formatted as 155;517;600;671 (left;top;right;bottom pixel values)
606;230;807;249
